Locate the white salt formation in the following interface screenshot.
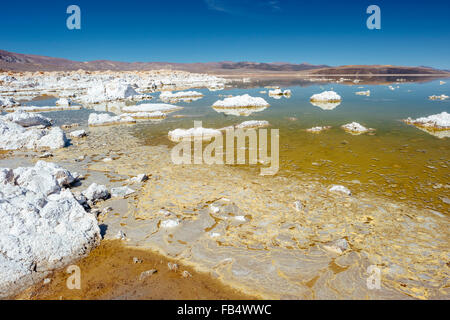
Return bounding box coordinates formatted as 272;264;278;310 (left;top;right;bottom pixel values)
0;161;101;298
160;91;204;101
213;94;270;108
234;120;270;129
310;91;342;102
306;126;332;133
355;90;370;96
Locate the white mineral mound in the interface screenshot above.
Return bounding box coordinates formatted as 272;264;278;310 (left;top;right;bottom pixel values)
310;91;342;102
168;127;222;142
55;98;72;106
119;111;166;120
404;112;450;129
160;91;204;100
306;126;332;133
80;80;138;104
88;113;136;126
355;90;370;96
212;94;270;108
0;119;67;150
428;94;449;101
122;103;183;114
341;122;374;135
0;97;19;108
0;161;101;298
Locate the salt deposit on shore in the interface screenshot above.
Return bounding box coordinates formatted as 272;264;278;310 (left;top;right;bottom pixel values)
0;161;101;298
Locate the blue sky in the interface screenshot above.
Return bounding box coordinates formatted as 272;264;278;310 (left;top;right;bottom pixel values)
1;0;449;68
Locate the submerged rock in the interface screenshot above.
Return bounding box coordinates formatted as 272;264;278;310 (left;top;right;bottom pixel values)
0;162;100;298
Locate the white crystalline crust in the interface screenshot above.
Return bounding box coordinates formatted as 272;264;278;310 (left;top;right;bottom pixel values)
405;112;450;129
212;94;270;108
88;113;136;126
168;127;222;142
0;110;52;128
234;120;270;129
0;161;101;298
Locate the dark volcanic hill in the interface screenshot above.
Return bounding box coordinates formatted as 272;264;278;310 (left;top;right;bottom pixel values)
0;50;448;76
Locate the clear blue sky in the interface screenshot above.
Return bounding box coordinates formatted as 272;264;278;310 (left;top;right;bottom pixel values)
1;0;449;68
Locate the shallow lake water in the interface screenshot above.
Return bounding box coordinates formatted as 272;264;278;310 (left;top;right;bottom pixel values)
23;77;450;213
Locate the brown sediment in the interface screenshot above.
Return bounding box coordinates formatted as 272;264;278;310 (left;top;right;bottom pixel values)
13;240;258;300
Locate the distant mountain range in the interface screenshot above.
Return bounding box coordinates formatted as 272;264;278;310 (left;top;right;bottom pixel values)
1;50;449;75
